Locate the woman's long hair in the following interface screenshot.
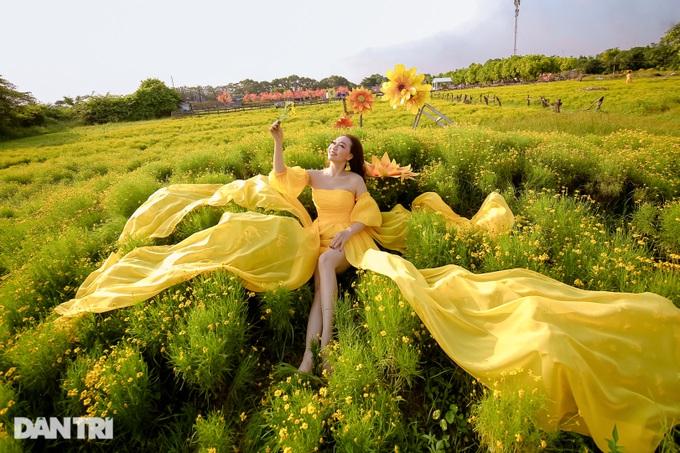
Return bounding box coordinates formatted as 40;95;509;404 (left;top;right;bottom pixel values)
343;134;366;181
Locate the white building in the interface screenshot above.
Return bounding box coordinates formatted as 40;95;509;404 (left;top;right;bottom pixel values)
431;77;453;91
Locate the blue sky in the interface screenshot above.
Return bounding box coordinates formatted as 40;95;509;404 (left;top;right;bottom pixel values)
1;0;678;103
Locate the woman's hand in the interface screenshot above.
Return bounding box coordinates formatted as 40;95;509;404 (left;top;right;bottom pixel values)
271;120;285;173
269;120;283;143
329;229;354;251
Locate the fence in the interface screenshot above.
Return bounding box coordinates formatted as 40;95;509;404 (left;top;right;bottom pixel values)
171;98;330;118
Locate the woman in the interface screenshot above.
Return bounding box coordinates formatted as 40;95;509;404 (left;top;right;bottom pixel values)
269;120;379;372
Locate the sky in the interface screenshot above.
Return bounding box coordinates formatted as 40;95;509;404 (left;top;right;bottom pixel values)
1;0;678;104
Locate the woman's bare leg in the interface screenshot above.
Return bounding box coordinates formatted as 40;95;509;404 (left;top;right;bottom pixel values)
316;248;350;371
298;269;323;373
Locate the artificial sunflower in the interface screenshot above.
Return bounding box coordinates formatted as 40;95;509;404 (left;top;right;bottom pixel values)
364;152;418;180
334;114;353;129
380;64;424;110
347;87;375;114
404;83;432;114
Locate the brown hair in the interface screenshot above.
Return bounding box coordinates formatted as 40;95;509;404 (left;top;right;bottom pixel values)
342;134;366;181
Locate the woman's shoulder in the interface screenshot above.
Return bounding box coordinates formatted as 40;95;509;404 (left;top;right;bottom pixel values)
348;172;368;196
306;169;322;184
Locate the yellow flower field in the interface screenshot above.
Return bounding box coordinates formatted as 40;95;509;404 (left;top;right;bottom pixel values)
0;74;679;451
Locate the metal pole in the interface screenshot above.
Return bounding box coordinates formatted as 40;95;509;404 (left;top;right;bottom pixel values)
514;0;520;56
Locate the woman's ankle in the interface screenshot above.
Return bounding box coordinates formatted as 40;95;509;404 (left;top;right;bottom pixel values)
298;350;314;373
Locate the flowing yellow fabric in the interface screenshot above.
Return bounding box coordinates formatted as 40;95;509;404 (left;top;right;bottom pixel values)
54;166;680;452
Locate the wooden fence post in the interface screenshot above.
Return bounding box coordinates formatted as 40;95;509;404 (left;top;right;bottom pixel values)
553;99;562;113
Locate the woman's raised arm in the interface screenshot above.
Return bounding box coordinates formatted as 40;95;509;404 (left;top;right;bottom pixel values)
269;120;285;174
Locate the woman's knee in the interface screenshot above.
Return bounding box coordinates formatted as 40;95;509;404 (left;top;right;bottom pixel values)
318;249;342;271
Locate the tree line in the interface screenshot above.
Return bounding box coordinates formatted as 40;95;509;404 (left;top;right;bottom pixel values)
175;74;386;104
0;78;182;138
1;23;677;139
440;34;679;86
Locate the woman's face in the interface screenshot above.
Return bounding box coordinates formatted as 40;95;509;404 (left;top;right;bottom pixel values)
327;136;353;163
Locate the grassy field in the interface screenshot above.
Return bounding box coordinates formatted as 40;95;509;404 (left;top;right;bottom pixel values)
1;73;679;452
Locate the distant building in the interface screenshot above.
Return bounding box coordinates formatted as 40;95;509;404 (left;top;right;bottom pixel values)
432;77;453;90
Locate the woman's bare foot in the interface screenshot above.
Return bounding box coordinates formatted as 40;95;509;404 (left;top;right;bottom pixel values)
298;351;314;373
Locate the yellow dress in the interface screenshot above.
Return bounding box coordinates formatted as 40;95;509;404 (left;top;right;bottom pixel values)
54;166;680;452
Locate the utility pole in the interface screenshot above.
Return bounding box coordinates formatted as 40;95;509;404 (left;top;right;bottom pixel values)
514;0;520;56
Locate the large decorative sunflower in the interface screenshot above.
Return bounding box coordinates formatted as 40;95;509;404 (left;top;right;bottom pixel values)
347;87;375;114
380;64;423;110
404;82;432;114
364;152;417;180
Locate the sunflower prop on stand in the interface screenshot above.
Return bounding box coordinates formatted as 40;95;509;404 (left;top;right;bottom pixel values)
380;64;453;129
347;87;375;127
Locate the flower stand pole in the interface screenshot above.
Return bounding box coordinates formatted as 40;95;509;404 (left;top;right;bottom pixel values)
412;103;454;130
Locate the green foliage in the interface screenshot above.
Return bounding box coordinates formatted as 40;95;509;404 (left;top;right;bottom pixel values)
406;209;493;271
442;25;679;86
330;386;402;452
168;206;225;244
166;271;253;398
606;425;624;453
131;78;182;120
259;377;330;452
104;172;162;220
77;93;134;124
0;379;23;452
659;201;680;256
259;285;311;361
61;341;158;444
2;320;72;406
470;370;557;452
192;409;237;453
73;78;181;125
367;176;419;212
0;75;36;139
355;272;422;387
420;364;476;452
660;22;680;68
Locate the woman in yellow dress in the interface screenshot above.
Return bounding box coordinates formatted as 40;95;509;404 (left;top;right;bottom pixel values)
269;120;381;373
54;122;680;452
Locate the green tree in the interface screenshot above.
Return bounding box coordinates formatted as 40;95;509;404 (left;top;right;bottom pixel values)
465;63;482;85
444;68;466;85
558;56;579;72
617;47;647;71
500;55;521;82
599;48;621;73
75;94;133;124
318;75;354;89
578;56;605;74
0;75;36;138
661;22;680;51
238;79;271;96
131;78;182;120
271;75;318;91
644;44;673;69
360;74;386;88
660;22;680;68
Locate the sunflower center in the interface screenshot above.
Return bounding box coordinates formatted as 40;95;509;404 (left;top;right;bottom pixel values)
397;84;405;91
357;95;366;103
